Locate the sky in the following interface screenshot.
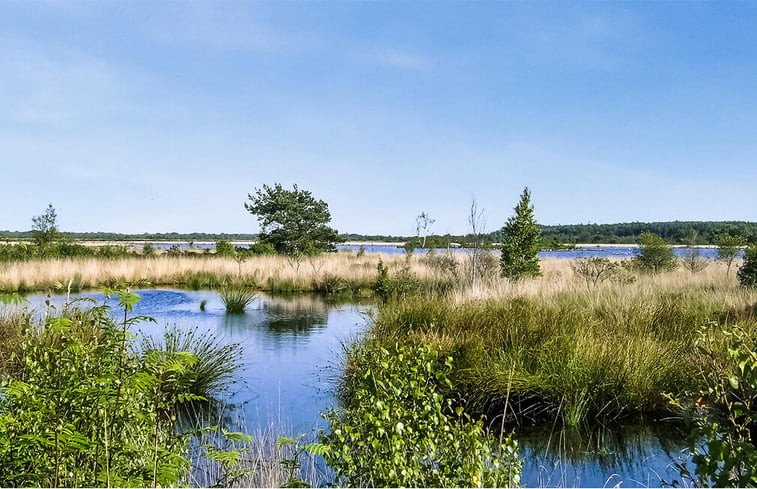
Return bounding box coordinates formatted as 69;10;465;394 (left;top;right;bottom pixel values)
1;1;756;236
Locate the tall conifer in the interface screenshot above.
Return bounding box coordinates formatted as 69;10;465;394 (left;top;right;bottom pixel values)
500;187;542;280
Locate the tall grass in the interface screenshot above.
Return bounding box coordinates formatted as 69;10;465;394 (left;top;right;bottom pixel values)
0;308;30;377
360;264;756;427
220;287;258;314
139;325;243;398
0;252;442;294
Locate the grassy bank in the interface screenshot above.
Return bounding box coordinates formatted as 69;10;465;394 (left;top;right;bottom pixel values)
0;251;471;295
351;263;756;427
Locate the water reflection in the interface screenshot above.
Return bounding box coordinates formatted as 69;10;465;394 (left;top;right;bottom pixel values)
519;421;692;487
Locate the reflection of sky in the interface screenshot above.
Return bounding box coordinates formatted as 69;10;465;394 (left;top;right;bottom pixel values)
20;289;695;485
23;289;370;434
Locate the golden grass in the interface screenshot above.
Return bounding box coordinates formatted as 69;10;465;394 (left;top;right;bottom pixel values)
0;252;415;292
0;250;748;308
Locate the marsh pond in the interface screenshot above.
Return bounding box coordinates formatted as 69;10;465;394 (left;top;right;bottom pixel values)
25;289;694;487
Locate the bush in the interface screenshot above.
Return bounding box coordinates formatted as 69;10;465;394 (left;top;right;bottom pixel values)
738;245;757;287
248;242;276;255
571;257;621;287
142;243;156;257
0;291;197;487
314;343;521;487
676;324;757;487
215;240;235;257
634;232;677;273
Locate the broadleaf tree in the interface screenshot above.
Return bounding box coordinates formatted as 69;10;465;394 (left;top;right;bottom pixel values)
718;234;747;276
31;203;61;246
244;184;340;262
500;187;542;280
634;232;677;274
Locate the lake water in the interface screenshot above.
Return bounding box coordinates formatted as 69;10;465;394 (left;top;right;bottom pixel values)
338;244;723;260
137;241;725;261
22;289;694;487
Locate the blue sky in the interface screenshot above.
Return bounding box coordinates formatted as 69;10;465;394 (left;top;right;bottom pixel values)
1;1;755;235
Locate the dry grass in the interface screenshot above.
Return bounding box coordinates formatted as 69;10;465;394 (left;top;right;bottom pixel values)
0;252;422;292
0;250;747;305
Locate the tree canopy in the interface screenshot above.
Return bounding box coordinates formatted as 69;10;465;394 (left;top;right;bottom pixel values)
244;183;340;257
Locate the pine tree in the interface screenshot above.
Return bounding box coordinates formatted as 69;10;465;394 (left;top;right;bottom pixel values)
500;187;542;280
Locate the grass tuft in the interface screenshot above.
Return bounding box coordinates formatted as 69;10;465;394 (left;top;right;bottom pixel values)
219;287;257;314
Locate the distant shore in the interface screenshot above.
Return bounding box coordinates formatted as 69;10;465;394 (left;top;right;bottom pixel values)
0;239;727;249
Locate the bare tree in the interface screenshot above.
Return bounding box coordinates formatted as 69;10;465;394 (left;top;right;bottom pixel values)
572;257;620;288
415;211;436;249
467;198;486;285
681;247;709;274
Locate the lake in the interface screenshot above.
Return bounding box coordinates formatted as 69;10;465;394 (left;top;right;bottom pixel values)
338;244;723;260
22;288;694;487
132;241;724;261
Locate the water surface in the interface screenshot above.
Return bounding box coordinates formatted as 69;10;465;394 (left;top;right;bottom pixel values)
22;289;694;487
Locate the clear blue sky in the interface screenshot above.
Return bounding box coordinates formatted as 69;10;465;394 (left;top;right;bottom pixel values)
1;1;755;236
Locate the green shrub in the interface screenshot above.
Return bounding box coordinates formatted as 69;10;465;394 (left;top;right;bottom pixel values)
248;242;276;255
313;343;521;487
634;232;677;273
675;324;757;487
738;245;757;287
215;240;235;257
0;291;197;487
142;243;156;257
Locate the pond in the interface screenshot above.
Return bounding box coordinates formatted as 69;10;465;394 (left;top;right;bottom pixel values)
22;289;694;487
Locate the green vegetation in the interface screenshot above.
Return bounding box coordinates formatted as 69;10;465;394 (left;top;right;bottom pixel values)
245;183;341;259
315;342;521;487
634;232;678;273
0;290;248;488
363;285;757;427
215;239;235;257
31;203;61;246
139;326;242;399
571;257;622;287
0;291;188;486
719;234;748;275
674;325;757;487
500;187;542;280
738;245;757;287
540;221;757;245
219;287;257;313
0;241;132;262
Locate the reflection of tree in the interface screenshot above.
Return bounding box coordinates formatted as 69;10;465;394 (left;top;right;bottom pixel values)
219;294;330;336
515;421;689;477
262;300;328;335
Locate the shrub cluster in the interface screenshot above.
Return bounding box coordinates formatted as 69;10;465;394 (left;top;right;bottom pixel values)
315;342;521;487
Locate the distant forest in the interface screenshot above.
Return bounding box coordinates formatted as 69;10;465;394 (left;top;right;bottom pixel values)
350;221;757;246
1;221;755;245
